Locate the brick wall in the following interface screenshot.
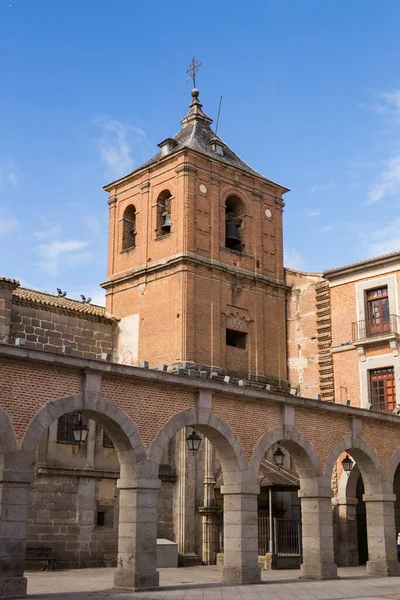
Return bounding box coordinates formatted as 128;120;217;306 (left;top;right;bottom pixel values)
103;149;288;381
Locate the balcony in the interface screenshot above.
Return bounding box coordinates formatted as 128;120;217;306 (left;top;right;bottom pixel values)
352;314;400;342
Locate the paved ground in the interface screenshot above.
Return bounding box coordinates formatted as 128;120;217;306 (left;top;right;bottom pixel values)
26;565;400;600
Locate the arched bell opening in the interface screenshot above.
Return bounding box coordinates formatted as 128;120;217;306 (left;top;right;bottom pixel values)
121;204;137;250
225;195;245;252
156;190;173;237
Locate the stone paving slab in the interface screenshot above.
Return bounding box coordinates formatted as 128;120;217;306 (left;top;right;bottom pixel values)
25;566;400;600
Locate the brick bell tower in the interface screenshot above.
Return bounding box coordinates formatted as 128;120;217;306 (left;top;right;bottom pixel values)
102;84;289;383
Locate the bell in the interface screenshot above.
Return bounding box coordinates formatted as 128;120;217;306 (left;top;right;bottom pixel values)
161;212;172;233
225;220;241;244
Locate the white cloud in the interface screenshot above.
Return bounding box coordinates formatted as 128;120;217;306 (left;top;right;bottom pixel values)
36;240;91;276
310;182;335;196
361;218;400;257
305;209;321;218
93;114;152;180
366;154;400;204
381;90;400;116
0;160;20;188
284;248;308;271
0;211;19;236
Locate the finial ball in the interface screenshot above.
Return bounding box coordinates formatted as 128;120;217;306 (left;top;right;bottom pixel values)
191;88;199;98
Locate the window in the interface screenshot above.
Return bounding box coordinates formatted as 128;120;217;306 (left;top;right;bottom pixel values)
57;413;87;443
366;287;390;336
122;205;136;250
96;506;113;528
226;329;247;349
96;511;106;527
225;195;245;252
103;429;114;448
370;367;396;413
156;190;172;236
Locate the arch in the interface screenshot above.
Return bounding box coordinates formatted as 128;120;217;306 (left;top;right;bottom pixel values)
156;189;173;236
324;436;385;495
386;448;400;489
225;194;246;252
250;426;323;494
122;204;136;250
148;408;249;487
338;461;361;500
21;394;146;481
0;406;17;454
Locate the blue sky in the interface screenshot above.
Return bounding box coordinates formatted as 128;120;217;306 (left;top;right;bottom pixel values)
1;1;400;305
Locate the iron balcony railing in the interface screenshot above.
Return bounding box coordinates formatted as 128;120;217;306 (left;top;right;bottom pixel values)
352;314;400;342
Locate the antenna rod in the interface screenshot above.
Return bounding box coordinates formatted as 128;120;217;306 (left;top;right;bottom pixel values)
215;95;223;134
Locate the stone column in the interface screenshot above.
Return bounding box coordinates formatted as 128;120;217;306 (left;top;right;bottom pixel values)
334;497;359;567
220;484;261;585
173;428;201;565
113;478;160;591
0;473;32;599
198;438;222;565
364;493;400;576
76;477;96;568
299;492;338;580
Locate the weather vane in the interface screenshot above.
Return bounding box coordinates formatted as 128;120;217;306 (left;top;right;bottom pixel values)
186;56;202;89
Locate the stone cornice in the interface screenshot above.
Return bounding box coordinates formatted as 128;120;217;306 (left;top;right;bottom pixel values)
103;148;289;195
324;251;400;282
2;343;400;427
101;252;289;291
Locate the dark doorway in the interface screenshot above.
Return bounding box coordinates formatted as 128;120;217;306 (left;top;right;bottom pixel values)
356;475;368;564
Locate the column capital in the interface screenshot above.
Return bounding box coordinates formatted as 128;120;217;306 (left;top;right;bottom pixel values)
220;484;260;496
298;489;333;499
0;471;33;485
117;478;161;491
363;493;396;503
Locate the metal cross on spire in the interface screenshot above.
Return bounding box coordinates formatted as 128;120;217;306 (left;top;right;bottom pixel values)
186;56;202;89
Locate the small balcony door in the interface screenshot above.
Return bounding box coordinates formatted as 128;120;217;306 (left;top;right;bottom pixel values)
370;367;396;413
366;287;390;336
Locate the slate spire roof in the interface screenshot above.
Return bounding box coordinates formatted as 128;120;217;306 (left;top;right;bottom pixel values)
140;87;264;179
104;87;288;191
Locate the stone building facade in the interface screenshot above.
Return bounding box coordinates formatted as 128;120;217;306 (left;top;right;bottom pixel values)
2;85;400;600
286;251;400;567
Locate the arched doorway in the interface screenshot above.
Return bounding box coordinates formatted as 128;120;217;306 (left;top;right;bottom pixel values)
251;426;336;580
326;438;399;576
0;392;163;595
149;407;261;585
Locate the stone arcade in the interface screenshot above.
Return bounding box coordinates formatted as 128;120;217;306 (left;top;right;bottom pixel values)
2;86;400;599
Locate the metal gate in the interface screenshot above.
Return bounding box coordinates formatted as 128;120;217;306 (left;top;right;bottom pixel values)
217;516;302;563
258;517;301;557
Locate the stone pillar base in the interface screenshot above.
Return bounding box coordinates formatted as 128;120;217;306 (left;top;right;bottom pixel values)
113;570;159;591
0;576;27;599
366;559;400;577
264;552;278;570
300;563;339;580
221;566;261;585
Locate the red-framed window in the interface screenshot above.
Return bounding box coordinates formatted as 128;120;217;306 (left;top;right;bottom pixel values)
370;367;396;413
366;287;390;336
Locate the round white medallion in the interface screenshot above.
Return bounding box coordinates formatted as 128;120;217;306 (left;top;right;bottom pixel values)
264;208;272;218
199;184;207;194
